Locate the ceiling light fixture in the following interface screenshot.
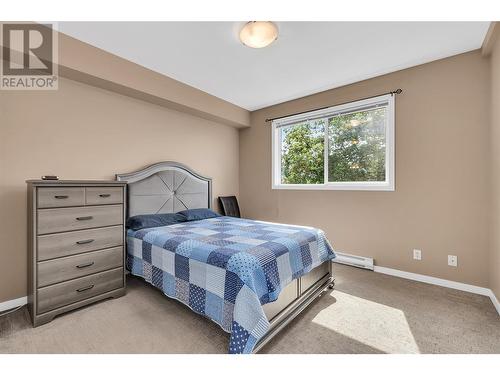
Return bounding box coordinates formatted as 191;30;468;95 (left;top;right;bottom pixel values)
239;21;278;48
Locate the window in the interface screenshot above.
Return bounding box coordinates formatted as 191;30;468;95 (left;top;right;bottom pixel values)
272;94;394;190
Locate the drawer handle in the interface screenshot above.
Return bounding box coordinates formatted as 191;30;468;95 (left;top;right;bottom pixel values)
76;239;95;245
54;195;69;199
76;216;93;221
99;194;111;198
76;284;94;292
76;261;95;269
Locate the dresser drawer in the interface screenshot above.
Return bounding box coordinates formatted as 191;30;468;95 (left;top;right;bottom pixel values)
85;187;123;206
37;187;85;208
37;226;123;261
37;246;123;287
37;268;123;314
37;205;123;235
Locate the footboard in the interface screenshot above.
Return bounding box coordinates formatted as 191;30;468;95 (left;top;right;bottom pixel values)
255;260;335;352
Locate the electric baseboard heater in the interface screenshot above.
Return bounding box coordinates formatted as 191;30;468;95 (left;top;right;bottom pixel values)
332;251;374;270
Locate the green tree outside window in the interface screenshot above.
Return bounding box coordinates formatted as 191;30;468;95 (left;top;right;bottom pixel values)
280;107;386;184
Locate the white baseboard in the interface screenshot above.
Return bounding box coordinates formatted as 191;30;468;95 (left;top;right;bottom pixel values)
373;266;491;295
489;290;500;315
373;266;500;315
0;296;27;313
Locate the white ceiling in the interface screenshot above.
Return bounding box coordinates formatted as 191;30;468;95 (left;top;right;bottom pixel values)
58;22;490;111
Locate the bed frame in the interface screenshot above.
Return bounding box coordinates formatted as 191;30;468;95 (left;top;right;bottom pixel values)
116;161;334;353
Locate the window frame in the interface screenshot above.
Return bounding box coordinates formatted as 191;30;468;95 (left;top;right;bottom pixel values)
272;94;395;191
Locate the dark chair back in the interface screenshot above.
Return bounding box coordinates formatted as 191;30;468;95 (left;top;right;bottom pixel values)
218;196;241;218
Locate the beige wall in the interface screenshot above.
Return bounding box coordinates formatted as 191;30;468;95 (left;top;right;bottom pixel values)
490;26;500;300
240;50;491;287
0;77;239;303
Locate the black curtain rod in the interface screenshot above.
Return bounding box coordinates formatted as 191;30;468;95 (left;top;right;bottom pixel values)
265;88;403;123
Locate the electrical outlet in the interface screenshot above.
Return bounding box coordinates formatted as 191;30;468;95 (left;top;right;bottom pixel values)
413;249;422;261
448;255;458;267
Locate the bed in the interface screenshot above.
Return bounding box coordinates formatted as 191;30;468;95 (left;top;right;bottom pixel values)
116;161;336;353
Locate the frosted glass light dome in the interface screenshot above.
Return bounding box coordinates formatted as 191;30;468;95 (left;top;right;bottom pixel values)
239;21;278;48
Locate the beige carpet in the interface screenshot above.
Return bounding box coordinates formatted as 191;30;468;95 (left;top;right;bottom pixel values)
1;264;499;354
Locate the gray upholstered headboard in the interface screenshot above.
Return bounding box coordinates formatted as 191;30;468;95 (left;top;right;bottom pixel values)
116;161;212;217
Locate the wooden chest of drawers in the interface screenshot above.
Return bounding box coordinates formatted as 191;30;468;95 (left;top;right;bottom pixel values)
26;180;127;326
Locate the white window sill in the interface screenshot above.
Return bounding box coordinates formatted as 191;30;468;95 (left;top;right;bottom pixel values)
272;182;395;191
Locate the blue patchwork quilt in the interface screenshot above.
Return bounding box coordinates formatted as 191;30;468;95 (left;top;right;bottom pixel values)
127;216;335;354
